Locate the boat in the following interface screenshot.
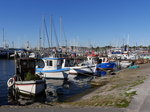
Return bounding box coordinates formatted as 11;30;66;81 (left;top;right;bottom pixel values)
67;65;95;75
36;57;70;79
99;57;116;70
13;80;45;95
62;55;98;75
119;60;132;68
7;58;46;95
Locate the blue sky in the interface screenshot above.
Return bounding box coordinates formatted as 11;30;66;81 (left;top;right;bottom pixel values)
0;0;150;48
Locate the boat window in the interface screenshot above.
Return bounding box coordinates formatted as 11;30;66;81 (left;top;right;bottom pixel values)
47;61;52;66
36;59;44;68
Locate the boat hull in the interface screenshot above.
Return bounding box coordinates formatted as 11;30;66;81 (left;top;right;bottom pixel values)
100;62;116;69
40;72;68;79
14;80;45;95
68;65;95;75
36;68;70;79
120;61;131;68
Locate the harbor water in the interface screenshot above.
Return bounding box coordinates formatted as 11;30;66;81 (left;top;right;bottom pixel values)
0;59;92;105
0;59;15;105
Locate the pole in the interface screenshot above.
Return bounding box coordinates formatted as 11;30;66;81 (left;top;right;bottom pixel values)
60;16;62;47
3;28;5;48
50;15;53;47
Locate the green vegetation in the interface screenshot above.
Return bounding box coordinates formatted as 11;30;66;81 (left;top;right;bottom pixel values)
25;72;41;81
124;91;137;97
69;91;137;108
70;95;131;108
130;80;144;87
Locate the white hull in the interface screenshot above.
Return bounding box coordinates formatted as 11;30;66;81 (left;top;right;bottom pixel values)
14;80;45;95
68;65;95;75
120;61;131;68
40;71;69;79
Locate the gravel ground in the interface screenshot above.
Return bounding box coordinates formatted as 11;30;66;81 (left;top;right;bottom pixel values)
0;106;125;112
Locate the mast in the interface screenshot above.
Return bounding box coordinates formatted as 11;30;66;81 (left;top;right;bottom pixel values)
60;16;62;47
39;27;42;50
50;15;53;47
60;16;67;49
43;17;50;48
12;41;14;48
127;34;130;52
42;16;45;49
52;19;59;48
2;28;5;48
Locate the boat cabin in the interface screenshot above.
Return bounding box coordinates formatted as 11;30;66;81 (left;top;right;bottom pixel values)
87;56;99;64
16;58;36;80
42;57;64;70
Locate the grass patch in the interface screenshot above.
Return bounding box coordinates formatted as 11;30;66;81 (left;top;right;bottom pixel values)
130;80;144;87
70;91;137;108
115;98;130;108
70;95;131;108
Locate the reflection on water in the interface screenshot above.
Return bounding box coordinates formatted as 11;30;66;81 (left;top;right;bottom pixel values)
8;76;92;105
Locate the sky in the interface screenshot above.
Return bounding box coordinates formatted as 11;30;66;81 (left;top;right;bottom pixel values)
0;0;150;48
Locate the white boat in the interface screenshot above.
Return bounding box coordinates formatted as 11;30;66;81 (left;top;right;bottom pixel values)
62;56;97;75
7;78;45;95
36;57;70;79
68;65;95;75
7;58;46;95
120;60;132;68
14;80;45;95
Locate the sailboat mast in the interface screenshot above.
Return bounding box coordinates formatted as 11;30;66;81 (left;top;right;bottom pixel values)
42;16;45;48
39;27;42;50
60;16;62;47
43;17;50;48
50;16;53;47
127;34;130;52
2;28;5;48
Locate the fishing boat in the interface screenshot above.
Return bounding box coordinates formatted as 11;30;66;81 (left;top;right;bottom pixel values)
7;58;46;95
62;55;98;75
119;60;132;68
99;57;116;70
36;57;70;79
66;65;95;75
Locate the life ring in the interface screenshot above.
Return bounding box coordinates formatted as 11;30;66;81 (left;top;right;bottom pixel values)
7;77;15;87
